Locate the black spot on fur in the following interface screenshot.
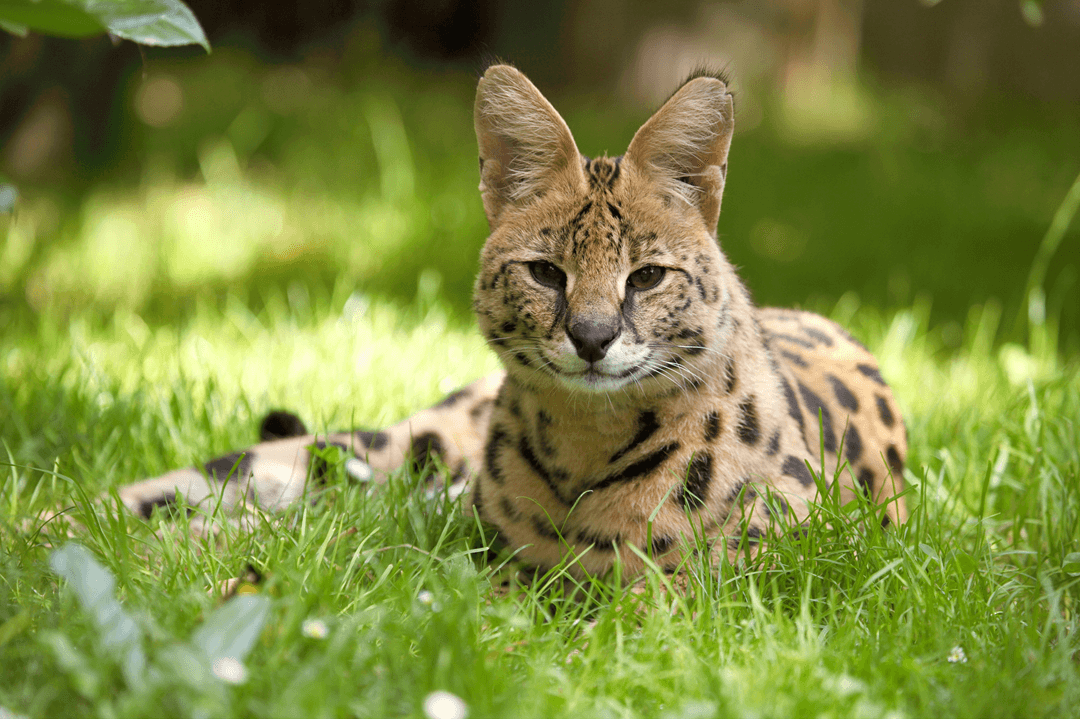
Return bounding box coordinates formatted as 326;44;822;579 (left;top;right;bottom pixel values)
609;410;660;464
876;395;895;428
886;444;904;477
309;441;349;483
676;452;712;511
471;483;485;520
470;398;494;422
409;433;444;473
828;374;859;412
485;426;507;485
436;387;471;409
535;410;557;457
766;430;780;456
725;477;757;505
843;424;863;463
723;357;738;394
782;455;814;487
575;528;618;551
797;382;837;453
803;327;835;346
593;442;680;492
857;468;875;494
736;397;760;446
205;452;252;482
650;535;675;556
779;376;807;440
769;332;815;349
355;430;389;452
763;496;788;517
499;496;522;522
704;411;722;442
781;350;808;368
259;411;307;441
518;434;572;505
530;515;562;542
138;492;176;519
857;364;887;386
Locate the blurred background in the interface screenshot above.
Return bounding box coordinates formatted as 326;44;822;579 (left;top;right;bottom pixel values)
2;0;1079;352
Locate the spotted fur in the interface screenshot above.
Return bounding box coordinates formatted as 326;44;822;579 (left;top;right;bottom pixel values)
117;65;907;579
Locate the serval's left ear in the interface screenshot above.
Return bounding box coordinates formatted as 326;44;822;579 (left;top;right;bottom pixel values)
625;72;735;234
474;64;585;228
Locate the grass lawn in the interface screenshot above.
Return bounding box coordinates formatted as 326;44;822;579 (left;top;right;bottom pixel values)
2;53;1080;718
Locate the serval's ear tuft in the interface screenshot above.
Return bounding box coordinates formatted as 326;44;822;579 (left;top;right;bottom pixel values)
474;65;584;228
625;73;735;234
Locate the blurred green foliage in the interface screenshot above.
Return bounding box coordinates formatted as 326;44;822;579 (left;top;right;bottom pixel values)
0;0;208;50
1;40;1078;353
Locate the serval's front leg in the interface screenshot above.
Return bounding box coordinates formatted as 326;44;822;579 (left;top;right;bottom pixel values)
116;372;504;522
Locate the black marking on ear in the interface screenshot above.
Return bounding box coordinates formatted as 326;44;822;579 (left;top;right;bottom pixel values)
723;357;738;394
797;382;836;453
704;411;722;442
736;397;760;446
356;430;389;452
676;452;712;511
857;364;887;386
309;441;349;483
259;411;307;441
668;66;733;103
781;350;808;368
485;426;508;485
205;452;252;482
803;327;834;346
843;424;863;463
886;444;904;477
765;430;780;456
518;434;572;505
409;433;445;473
876;395;895;428
138;492;177;519
828;375;859;412
436;387;472;409
499;496;522;522
781;456;814;487
857;468;875;494
609;410;660;464
592;442;681;492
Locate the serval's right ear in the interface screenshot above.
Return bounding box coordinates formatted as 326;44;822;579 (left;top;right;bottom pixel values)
474;65;585;228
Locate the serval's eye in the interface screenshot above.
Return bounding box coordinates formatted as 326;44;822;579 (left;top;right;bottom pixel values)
627;265;666;290
528;261;566;289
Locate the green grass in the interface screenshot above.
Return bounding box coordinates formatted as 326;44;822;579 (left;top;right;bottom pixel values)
2;50;1080;718
1;291;1078;718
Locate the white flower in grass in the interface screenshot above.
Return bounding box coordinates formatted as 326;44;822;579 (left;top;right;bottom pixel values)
423;690;468;719
947;645;968;664
418;590;435;606
302;618;329;640
212;656;248;684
